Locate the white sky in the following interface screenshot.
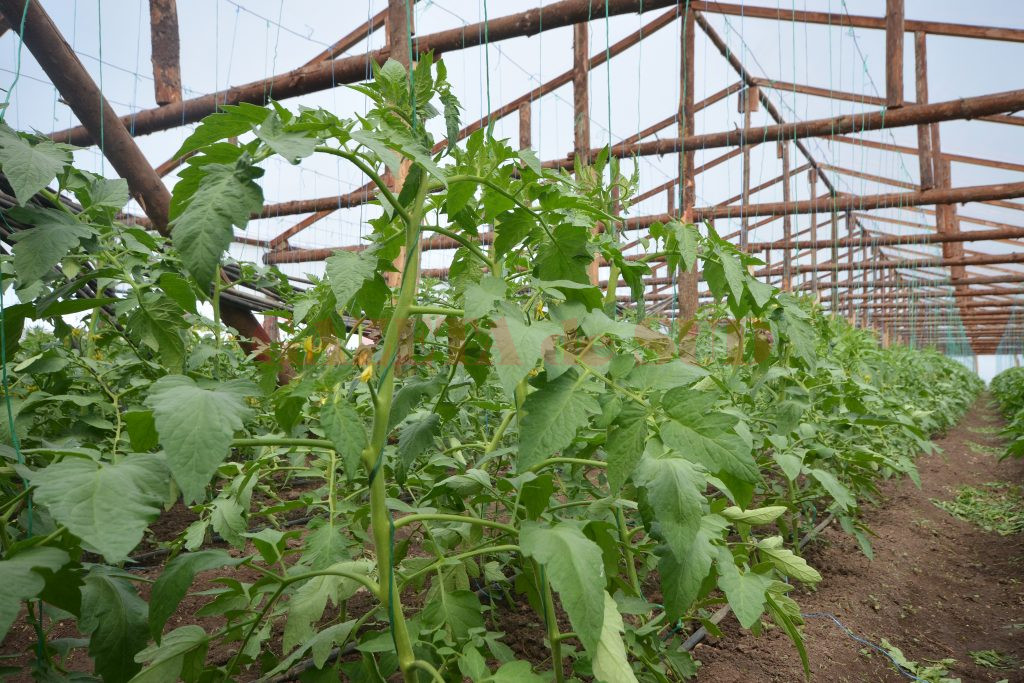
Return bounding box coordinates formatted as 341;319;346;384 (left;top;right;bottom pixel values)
3;1;1024;374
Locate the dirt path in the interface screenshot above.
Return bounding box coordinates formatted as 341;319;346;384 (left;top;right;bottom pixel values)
695;395;1024;683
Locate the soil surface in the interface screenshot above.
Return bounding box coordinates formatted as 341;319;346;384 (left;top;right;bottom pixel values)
695;395;1024;682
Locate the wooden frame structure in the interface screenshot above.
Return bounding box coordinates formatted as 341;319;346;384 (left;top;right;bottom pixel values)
3;0;1024;356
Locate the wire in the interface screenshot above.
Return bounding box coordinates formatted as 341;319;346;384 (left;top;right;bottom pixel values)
802;613;934;683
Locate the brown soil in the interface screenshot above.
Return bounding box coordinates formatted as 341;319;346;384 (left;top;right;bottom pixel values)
695;395;1024;683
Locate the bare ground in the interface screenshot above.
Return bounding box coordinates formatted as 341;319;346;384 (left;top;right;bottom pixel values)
694;395;1024;682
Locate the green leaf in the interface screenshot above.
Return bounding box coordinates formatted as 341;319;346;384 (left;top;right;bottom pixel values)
605;403;647;493
0;547;69;640
517;370;598;472
446;180;477;215
174;102;269;157
127;297;187;373
268;621;355;678
130;625;209;683
634;454;705;561
320;391;368;479
715;547;772;629
86;177;130;209
0;131;71;204
9;207;94;284
463;275;506;320
659;515;723;621
421;589;485;641
487;660;546;683
169;163;263;288
255;111;317;163
808;468;856;511
721;506;788;526
660;413;760;486
146;375;256;503
325;250;378;310
520;521;605;654
81;567;150;683
493;209;536;258
397;412;440;470
757;537;822;584
29;453;169;563
149;550;243;641
488;313;562;398
158;273;198;314
592;591;638;683
283;560;373;651
765;592;810;677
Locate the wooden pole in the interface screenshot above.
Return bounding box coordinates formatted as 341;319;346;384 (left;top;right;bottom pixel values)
677;6;700;320
518;101;532;149
779;141;793;290
914;32;935;189
808;170;819;294
885;0;904;107
149;0;182;105
738;86;757;249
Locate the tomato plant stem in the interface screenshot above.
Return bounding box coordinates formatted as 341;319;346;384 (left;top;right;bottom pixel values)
616;505;642;595
392;512;517;535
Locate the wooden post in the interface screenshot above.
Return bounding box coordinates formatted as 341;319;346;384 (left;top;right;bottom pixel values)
386;0;413;290
885;0;905;107
914;32;934;189
518;101;532;149
778;141;793;290
573;20;599;284
830;207;840;310
149;0;182;105
738;86;758;249
676;7;699;320
808;170;819;295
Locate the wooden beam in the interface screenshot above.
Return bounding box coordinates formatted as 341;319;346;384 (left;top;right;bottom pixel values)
149;0;181;105
302;6;390;66
623;180;1024;223
50;0;682;146
885;0;904;107
771;252;1024;276
690;0;1024;44
547;87;1024;168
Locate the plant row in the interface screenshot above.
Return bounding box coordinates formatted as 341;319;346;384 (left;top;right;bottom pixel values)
0;57;982;682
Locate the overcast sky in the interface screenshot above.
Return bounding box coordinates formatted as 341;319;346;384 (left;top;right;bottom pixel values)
3;1;1023;377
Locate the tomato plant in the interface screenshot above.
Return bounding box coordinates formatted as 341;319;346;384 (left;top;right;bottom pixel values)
0;57;981;682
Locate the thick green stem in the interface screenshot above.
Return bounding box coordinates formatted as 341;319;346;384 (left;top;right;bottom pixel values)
231;437;335;450
539;564;565;683
527;457;606;474
483;410;516;455
616;505;641;595
392;513;516;536
360;175;430;683
407;305;464;317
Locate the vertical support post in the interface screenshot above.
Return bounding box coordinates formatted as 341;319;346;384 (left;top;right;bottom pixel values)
885;0;905;108
778;141;793;291
676;6;699;321
385;0;413;290
574;20;599;284
860;225;870;327
518;101;532;149
845;211;854;320
830;208;840;312
808;170;819;296
738;86;758;250
914;32;934;189
149;0;182;105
